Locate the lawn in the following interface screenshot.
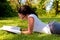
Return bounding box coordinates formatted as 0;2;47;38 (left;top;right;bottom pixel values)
0;17;60;40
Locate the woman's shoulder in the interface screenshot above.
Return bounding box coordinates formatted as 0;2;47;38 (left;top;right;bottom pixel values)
28;14;37;18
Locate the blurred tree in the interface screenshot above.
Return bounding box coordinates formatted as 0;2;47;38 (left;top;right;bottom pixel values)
17;0;60;17
1;0;59;17
55;0;60;15
0;0;17;17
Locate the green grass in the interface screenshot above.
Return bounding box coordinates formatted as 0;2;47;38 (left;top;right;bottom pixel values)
0;17;60;40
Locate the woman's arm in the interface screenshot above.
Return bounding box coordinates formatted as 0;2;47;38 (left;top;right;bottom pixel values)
21;17;34;34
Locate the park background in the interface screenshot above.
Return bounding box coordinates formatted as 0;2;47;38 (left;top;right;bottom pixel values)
0;0;60;40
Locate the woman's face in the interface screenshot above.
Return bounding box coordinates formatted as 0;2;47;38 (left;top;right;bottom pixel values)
18;13;27;20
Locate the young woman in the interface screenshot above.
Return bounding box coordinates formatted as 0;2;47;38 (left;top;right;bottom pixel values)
18;5;60;34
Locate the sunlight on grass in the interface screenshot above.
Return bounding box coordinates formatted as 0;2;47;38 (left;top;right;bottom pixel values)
0;17;60;40
0;20;14;22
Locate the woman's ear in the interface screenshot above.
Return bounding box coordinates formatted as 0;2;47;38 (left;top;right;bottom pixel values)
18;13;21;17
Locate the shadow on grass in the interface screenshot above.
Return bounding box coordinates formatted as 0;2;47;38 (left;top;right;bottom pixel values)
10;34;60;40
0;31;60;40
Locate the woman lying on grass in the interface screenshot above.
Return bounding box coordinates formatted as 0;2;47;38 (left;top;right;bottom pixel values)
18;5;60;34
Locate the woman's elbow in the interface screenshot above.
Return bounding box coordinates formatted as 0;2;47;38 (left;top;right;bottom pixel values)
28;31;32;34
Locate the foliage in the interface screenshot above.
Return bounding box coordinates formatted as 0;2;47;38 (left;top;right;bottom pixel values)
0;0;60;17
25;0;60;17
0;0;18;17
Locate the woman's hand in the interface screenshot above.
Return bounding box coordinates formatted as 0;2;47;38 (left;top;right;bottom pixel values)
21;28;28;31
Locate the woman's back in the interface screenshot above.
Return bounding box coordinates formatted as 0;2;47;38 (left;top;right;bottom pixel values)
28;14;49;33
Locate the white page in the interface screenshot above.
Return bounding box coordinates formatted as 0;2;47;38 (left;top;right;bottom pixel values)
0;25;21;34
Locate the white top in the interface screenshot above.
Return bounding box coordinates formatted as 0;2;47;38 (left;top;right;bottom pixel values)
28;14;51;34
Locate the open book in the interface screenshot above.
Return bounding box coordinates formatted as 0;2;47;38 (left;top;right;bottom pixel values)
0;25;21;34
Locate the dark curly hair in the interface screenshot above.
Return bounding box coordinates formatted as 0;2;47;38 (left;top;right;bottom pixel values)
18;5;38;16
